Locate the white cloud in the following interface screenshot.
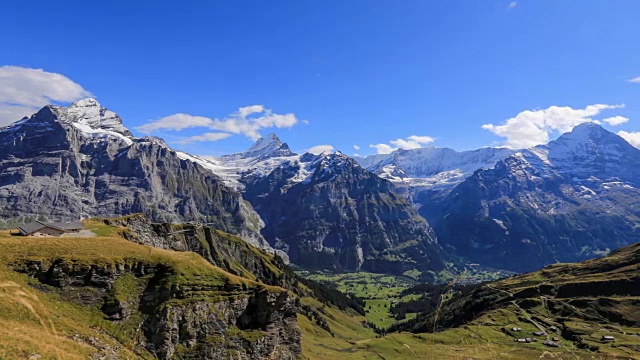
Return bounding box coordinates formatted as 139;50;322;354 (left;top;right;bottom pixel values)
617;131;640;148
0;66;92;125
369;143;396;154
508;1;517;9
177;132;232;144
407;135;436;143
302;119;310;125
137;113;215;133
137;105;300;140
370;135;436;154
602;116;629;126
482;104;625;148
353;145;360;150
627;77;640;83
238;105;264;117
307;144;334;154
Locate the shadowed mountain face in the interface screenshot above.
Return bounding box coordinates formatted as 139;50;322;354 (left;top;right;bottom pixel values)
201;136;449;279
424;123;640;272
243;152;447;276
0;99;267;247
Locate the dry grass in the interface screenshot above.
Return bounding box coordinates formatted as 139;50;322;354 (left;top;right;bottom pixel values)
0;226;284;359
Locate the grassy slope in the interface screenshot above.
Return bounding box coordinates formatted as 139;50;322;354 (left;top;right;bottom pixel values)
382;243;640;359
299;304;632;359
0;221;279;360
299;245;640;359
297;299;605;360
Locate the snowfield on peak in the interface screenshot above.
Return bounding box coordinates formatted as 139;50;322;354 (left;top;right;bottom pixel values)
52;98;135;145
177;133;321;190
176;150;302;190
177;134;357;192
357;146;514;190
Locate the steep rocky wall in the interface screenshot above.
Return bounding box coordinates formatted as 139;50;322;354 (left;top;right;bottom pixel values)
243;153;447;278
105;214;295;287
0;104;268;251
13;258;301;360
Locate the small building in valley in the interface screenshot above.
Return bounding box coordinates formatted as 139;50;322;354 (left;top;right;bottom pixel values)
17;221;84;237
601;335;615;342
49;221;83;233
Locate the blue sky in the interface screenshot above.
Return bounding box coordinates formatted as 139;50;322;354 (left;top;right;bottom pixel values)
1;1;640;156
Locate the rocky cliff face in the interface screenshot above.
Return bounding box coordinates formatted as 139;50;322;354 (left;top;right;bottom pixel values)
426;123;640;272
106;214;295;287
241;151;447;277
0;99;269;249
14;257;301;360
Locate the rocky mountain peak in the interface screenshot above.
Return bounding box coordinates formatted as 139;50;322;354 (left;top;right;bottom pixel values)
251;133;282;150
222;133;295;161
554;122;619;145
520;122;640;178
49;98;134;140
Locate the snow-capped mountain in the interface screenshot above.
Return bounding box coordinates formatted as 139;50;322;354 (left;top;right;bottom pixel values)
425;122;640;272
357;146;514;190
176;133;304;191
183;135;448;278
0;101;448;277
0;99;270;250
510;122;640;181
6;98;638;276
221;133;294;161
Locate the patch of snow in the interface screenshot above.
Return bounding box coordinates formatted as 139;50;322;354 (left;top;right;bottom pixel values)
71;121;133;145
357;146;513;190
46;98;136;145
493;218;508;231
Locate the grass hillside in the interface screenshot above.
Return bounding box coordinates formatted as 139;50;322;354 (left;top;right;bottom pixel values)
0;222;278;359
389;242;640;359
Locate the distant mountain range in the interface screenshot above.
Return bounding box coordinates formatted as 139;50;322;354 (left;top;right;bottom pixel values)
359;122;640;272
1;99;639;275
0;100;447;278
179;133;448;277
426;123;640;272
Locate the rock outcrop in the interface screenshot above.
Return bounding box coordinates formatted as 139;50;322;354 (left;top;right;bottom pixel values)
14;257;301;360
105;214;295;287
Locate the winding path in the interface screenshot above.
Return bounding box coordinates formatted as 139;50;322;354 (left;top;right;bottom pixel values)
485;284;549;340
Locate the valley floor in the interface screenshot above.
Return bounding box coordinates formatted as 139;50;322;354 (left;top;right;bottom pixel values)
299;269;640;359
